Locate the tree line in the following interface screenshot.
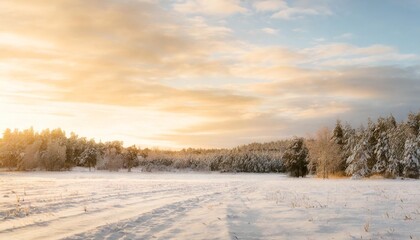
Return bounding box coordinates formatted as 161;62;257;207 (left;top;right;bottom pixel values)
0;128;288;173
303;111;420;179
0;111;419;178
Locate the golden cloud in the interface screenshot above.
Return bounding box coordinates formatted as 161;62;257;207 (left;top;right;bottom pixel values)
1;0;419;148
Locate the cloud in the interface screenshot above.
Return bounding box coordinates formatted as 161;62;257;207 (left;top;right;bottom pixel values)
155;65;420;147
301;43;418;66
155;113;289;147
253;0;286;12
229;42;418;83
273;8;318;19
173;0;247;16
268;1;332;20
0;0;254;110
251;66;420;107
261;27;279;35
0;0;419;148
241;46;303;66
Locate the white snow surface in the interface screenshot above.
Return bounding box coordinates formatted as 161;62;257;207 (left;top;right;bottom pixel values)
0;171;419;240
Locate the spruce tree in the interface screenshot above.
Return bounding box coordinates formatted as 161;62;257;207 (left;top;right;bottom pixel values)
346;128;372;178
332;120;346;171
79;146;98;171
283;138;309;177
372;117;395;176
402;135;420;179
372;131;390;175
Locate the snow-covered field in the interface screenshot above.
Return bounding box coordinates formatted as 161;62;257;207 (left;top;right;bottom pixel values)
0;171;419;240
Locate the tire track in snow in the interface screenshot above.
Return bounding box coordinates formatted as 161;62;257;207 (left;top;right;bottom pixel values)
0;183;219;227
0;183;226;240
64;191;227;240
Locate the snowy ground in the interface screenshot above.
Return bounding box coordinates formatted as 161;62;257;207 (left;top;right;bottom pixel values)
0;171;419;240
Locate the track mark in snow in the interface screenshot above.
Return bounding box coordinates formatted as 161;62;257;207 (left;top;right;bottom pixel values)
1;172;419;240
65;191;226;240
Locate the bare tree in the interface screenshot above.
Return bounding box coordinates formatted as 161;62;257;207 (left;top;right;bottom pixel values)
308;127;342;178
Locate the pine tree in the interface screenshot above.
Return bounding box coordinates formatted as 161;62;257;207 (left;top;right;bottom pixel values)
332;120;344;145
283;138;309;177
346;129;372;178
371;117;395;176
332;120;346;172
401;112;420;179
342;123;356;169
402;135;419;179
79;145;98;171
407;112;420;136
366;119;378;169
387;123;408;177
372;132;390;174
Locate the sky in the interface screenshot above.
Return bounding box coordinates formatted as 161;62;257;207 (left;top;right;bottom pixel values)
0;0;419;149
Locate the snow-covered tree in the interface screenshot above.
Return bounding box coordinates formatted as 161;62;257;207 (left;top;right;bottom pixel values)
123;145;139;172
402;135;419;179
332;120;350;172
283;138;309;177
342;123;357;169
97;142;124;171
407;112;420;136
371;116;396;176
387;124;408;176
346;128;372;178
372;132;391;174
79;145;98;171
40;140;67;171
65;132;88;167
0;129;22;168
332;120;344;144
19;140;42;170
